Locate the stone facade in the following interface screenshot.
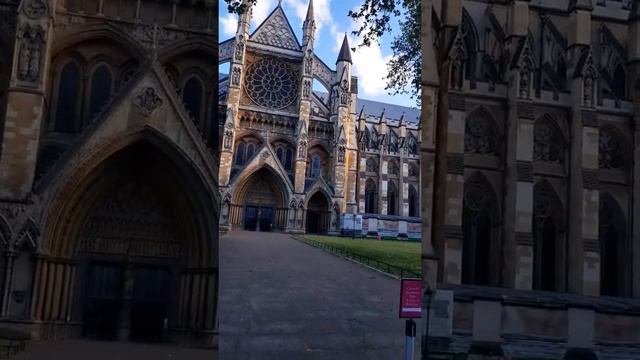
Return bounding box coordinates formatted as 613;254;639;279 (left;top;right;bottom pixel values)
218;2;421;236
0;0;219;347
421;0;640;358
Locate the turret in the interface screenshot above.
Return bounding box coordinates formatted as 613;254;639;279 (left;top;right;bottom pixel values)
302;0;316;48
335;33;353;111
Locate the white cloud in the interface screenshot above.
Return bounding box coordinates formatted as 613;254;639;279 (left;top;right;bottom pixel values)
221;13;238;38
251;0;277;28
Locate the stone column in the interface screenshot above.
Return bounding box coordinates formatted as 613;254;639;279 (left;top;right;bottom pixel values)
0;0;54;199
563;307;596;359
628;3;640;298
399;122;408;216
566;2;598;295
1;251;16;316
503;0;535;290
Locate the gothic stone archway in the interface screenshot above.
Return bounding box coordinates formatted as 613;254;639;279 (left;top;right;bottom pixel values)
231;167;289;232
305;191;331;234
36;140;218;346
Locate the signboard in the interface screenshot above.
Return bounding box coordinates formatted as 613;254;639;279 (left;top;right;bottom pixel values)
341;214;354;230
399;278;422;318
354;215;363;231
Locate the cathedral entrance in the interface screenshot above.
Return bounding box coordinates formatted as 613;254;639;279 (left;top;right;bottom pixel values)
305;192;331;234
232;167;288;232
36;139;218;346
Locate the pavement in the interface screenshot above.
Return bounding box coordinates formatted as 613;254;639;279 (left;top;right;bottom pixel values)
219;230;419;359
13;340;216;360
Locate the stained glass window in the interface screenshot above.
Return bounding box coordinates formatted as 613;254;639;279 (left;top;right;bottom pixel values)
245;58;298;109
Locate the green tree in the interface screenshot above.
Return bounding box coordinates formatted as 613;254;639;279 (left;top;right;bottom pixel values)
224;0;421;105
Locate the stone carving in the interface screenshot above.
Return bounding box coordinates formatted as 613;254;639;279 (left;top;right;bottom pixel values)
251;11;299;50
133;87;163;116
219;40;234;62
448;26;467;90
312;54;333;88
302;79;311;98
23;0;47;19
514;36;534;99
231;66;241;86
235;35;245;61
260;151;270;160
337;139;346;163
17;24;45;83
581;48;598;108
298;135;308;159
599;128;624;170
340;80;349;105
130;23;186;51
464;182;491;213
584;76;594;108
464;116;496;155
519;67;530;99
223;123;234;150
304;50;314;75
534;122;563;164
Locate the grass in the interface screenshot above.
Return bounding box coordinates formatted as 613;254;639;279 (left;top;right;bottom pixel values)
300;235;421;276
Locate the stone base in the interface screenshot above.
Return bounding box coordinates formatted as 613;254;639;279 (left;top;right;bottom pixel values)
0;319;83;341
468;341;504;358
563;347;598;360
168;328;218;349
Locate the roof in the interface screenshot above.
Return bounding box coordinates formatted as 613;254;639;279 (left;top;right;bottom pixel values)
336;33;352;64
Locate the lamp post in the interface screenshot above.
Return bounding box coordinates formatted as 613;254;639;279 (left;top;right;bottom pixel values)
422;285;435;359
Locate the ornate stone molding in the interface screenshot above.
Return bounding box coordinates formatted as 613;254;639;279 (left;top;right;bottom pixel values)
16;23;46;84
133;86;163;116
583;237;600;252
582;169;599;190
446;153;464;175
23;0;47;19
515;232;534;246
448;92;466;111
516;160;533;182
516;102;534;120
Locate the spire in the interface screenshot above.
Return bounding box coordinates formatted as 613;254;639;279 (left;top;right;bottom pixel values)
305;0;314;23
336;33;352;64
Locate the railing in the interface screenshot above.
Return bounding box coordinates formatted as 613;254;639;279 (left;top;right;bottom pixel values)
296;237;421;279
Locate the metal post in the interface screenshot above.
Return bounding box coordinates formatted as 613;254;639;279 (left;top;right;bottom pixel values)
352;211;356;239
423;286;434;360
405;318;416;360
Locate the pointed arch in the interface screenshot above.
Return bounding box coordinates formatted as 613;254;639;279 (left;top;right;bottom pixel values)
408;185;419;217
532;179;566;292
462;8;479;82
387;180;398;216
88;62;114;122
599;125;631;171
182;75;205;126
465;106;499;156
534;114;567;164
365;178;378;214
462;171;500;286
54;60;82;133
599;192;630;297
51;24;146;60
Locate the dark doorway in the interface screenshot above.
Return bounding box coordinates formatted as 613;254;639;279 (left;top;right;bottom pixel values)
244;206;258;231
258;207;274;232
306;192;330;234
130;265;171;343
82;262;123;340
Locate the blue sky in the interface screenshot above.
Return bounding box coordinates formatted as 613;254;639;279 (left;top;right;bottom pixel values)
219;0;416;108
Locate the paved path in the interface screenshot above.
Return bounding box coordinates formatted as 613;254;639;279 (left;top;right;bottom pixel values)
13;340;216;360
219;231;420;359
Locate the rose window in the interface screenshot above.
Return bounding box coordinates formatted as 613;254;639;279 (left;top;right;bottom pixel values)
244;58;298;109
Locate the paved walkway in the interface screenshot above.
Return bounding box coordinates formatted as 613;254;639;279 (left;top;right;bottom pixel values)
219;231;419;359
13;340;216;360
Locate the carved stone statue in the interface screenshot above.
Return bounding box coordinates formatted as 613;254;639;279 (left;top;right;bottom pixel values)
223;122;234;150
519;68;530;99
584;75;594;108
304;50;313;75
303;79;311;98
231;66;241;86
451;58;463;90
235;35;245;61
340;80;349;105
337;139;346;163
298;140;307;159
17;25;44;83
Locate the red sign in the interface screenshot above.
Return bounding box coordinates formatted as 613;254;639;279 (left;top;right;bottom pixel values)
399;278;422;318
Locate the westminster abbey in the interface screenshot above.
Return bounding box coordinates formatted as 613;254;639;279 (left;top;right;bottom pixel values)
218;1;421;239
0;0;218;347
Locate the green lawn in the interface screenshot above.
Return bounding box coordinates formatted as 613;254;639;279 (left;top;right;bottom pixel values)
300;235;421;276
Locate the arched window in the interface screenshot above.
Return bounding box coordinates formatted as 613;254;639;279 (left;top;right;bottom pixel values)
183;76;203;125
462;176;497;286
365;179;377;214
388;160;399;176
533;181;565;292
366;158;377;173
88;63;113;122
55;61;81;133
310;154;320;178
534;119;564;164
235;142;245;165
276;147;284;163
246;143;255;161
407;134;418;155
285;149;293;170
465;113;496;155
408;185;419;217
599;193;630;297
388;131;399;153
611;64;625;100
387;181;398;216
